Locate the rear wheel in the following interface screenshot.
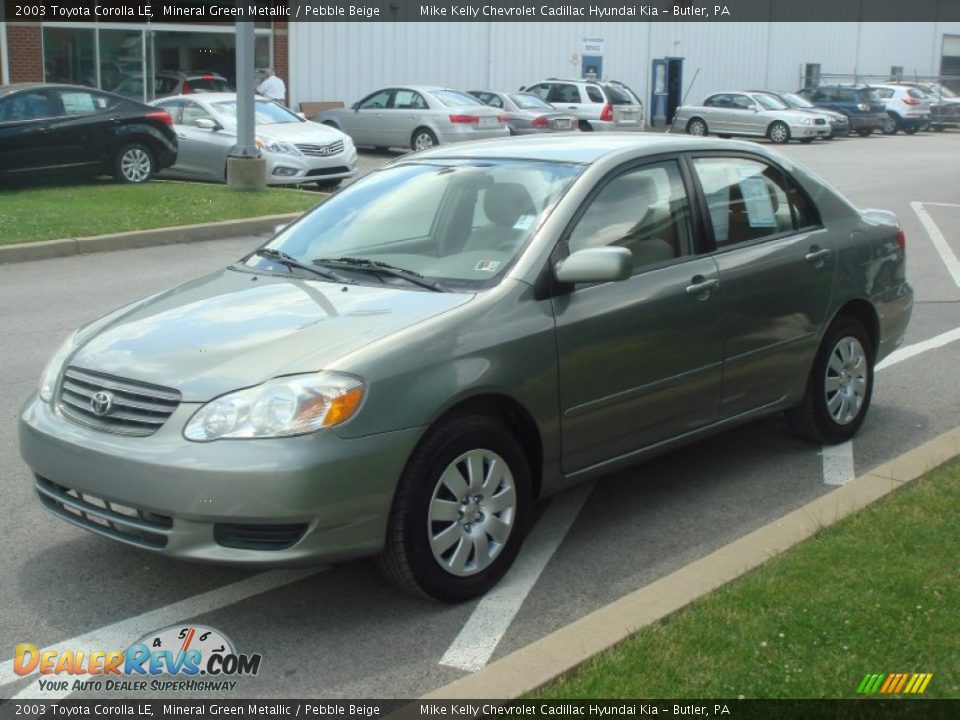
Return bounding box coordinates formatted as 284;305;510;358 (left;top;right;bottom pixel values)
411;127;438;152
114;143;154;183
378;415;531;602
767;121;791;144
686;118;708;136
314;179;342;192
856;128;873;137
786;316;874;444
881;115;898;135
904;124;920;135
800;137;815;144
578;120;594;132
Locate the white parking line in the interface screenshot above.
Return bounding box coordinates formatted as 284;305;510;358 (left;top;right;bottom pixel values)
1;568;323;699
876;326;960;371
911;201;960;287
439;482;595;673
821;441;855;486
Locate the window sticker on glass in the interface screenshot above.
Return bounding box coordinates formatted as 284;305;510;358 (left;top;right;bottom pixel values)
61;93;96;115
739;176;778;228
475;260;501;272
513;214;535;231
394;90;414;107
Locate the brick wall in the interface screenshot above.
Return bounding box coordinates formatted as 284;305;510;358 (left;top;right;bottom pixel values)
8;23;43;83
274;21;288;94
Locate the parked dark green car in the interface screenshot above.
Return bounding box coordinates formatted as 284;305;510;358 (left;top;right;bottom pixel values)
20;134;912;601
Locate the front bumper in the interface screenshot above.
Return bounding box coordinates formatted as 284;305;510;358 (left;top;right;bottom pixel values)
265;145;358;186
19;395;422;565
849;114;887;131
790;122;831;139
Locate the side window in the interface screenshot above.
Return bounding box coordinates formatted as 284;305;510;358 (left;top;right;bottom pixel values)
394;89;427;110
527;84;551;101
704;95;719;107
0;91;55;121
359;90;392;110
692;157;795;248
568;161;693;273
785;176;821;230
57;91;106;115
875;88;893;99
485;94;504;109
181;100;212;126
550;84;581;104
730;95;754;110
837;90;855;103
585;86;604;104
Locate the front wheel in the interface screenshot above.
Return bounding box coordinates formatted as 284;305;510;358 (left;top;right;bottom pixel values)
881;115;898;135
378;415;531;602
903;124;920;135
786;316;874;444
856;128;873;137
114;143;154;183
767;121;791;144
686;118;708;136
411;128;438;152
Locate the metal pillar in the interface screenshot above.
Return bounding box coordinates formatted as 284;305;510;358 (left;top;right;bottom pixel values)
227;21;266;189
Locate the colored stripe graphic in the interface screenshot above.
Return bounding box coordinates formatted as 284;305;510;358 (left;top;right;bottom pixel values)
858;672;932;694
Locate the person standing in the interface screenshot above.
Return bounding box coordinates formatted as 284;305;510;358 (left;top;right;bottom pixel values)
257;68;286;104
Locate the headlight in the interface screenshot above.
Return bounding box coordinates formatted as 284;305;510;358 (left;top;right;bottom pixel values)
799;117;814;125
184;372;365;441
256;137;298;155
38;331;78;403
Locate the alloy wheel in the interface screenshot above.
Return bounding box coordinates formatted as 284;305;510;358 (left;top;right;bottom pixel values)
824;336;868;426
120;148;152;182
414;132;435;151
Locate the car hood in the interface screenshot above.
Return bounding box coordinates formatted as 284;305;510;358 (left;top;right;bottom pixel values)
68;269;472;401
772;108;828;122
255;121;349;144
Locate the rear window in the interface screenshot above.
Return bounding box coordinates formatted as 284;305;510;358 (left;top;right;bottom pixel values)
432;90;485;107
188;77;233;93
510;93;552;110
585;86;604;103
907;88;926;99
603;85;638;105
858;89;880;102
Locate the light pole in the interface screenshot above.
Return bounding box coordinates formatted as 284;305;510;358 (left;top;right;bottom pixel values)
227;21;266;190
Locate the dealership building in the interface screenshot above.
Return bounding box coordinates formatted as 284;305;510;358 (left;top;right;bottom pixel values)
1;20;959;123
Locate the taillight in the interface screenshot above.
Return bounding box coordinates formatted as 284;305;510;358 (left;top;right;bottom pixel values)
497;114;507;124
202;74;215;81
600;103;613;122
531;116;550;128
902;97;920;105
146;110;174;127
896;227;906;252
182;80;192;94
449;114;479;124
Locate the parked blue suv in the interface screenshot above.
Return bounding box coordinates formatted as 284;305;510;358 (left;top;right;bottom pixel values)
796;84;887;136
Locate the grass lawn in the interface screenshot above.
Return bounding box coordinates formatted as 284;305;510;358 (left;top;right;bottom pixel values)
535;459;960;699
0;179;321;245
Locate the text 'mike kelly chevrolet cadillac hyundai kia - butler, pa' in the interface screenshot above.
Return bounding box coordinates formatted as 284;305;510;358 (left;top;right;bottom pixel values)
20;134;912;602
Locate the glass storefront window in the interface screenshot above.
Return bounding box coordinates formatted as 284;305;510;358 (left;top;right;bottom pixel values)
100;29;144;99
43;28;95;87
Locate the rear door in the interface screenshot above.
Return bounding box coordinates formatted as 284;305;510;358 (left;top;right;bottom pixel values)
351;88;395;146
389;89;429;147
553;158;723;472
548;83;587;119
48;89;117;170
689;153;836;417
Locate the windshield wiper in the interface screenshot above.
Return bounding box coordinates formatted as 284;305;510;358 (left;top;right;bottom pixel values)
314;257;448;292
252;248;354;283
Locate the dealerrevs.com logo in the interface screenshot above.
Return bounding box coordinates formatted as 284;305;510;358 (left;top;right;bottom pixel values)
857;672;934;695
14;624;262;693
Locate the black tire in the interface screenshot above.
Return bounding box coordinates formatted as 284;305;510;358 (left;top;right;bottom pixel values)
786;316;875;445
411;127;438;152
904;124;920;135
314;179;342;192
800;137;815;144
932;124;944;132
374;146;390;152
686;118;708;136
767;121;791;144
578;120;594;132
113;142;155;183
856;128;873;137
378;414;532;602
881;114;898;135
717;134;732;139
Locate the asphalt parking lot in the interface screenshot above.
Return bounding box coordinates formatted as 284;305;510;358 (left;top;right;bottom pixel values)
2;131;959;700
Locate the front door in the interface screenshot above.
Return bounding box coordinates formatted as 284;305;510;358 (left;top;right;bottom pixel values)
553;159;724;473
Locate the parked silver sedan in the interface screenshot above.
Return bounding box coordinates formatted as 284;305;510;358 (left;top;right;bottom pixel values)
150;93;357;188
672;91;832;144
468;90;578;134
20;134;912;602
315;86;509;151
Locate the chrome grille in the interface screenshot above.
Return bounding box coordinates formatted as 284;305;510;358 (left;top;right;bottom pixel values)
58;367;180;437
296;140;344;157
36;477;172;549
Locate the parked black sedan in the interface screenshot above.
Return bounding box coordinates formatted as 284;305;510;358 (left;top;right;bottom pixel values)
0;83;177;184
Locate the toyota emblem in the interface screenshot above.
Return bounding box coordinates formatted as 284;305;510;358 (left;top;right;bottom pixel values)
90;391;113;416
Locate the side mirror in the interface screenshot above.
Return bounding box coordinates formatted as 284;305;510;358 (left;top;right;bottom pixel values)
555;247;632;285
195;118;220;130
351;102;360;111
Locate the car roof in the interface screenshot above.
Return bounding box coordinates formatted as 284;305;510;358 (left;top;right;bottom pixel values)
390;132;774;165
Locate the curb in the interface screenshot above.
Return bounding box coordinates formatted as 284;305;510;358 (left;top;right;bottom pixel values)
423;425;960;700
0;213;302;265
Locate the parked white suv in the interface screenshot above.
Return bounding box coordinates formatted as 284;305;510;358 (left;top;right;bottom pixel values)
870;84;931;134
521;78;645;132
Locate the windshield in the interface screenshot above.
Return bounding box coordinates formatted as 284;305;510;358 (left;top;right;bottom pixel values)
510;93;553;110
779;92;813;108
213;99;299;124
245;160;583;291
754;93;788;110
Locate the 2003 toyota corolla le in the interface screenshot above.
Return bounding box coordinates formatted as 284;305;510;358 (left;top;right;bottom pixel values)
20;134;912;601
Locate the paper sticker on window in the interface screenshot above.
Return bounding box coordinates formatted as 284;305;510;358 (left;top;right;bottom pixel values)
476;260;501;272
739;176;777;228
61;93;96;115
513;214;535;231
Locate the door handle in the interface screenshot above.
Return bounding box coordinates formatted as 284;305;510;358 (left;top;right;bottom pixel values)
685;276;719;297
567;106;577;109
805;247;831;263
